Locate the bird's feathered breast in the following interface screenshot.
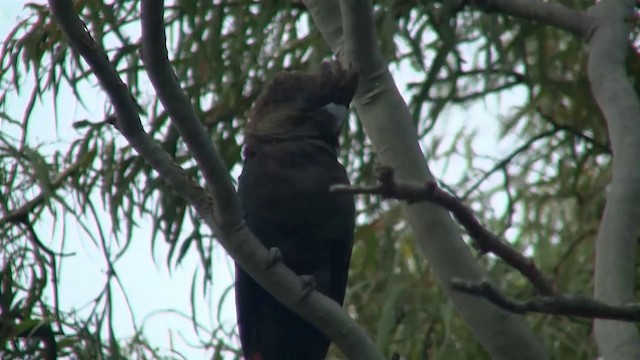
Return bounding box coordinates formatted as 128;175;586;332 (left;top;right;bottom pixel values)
236;61;358;360
240;61;358;225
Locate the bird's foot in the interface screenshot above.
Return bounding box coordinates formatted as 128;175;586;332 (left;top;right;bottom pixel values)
298;275;316;302
264;247;283;270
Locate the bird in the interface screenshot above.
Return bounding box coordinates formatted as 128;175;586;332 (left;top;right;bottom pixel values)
235;60;359;360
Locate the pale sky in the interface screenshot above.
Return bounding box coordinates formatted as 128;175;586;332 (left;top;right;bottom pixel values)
0;1;524;358
0;2;236;358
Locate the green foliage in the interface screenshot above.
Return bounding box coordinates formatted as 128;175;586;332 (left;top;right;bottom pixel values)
1;0;634;358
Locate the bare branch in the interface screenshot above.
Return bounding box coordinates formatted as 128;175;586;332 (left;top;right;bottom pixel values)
451;279;640;322
139;1;240;224
332;166;556;296
465;0;593;38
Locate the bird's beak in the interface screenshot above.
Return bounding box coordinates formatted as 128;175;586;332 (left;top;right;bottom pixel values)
322;102;349;135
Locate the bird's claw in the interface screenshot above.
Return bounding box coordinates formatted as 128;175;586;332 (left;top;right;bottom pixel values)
299;275;316;302
264;247;283;270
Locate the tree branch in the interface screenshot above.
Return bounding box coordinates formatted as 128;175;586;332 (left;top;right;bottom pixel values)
332;166;556;296
139;1;240;225
451;279;640;322
305;0;550;359
465;0;593;38
47;1;383;359
586;0;640;358
536;108;611;155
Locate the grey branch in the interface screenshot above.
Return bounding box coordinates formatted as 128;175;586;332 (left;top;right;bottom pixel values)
464;0;592;38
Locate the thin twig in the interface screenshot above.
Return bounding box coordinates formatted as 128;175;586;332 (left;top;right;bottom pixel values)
462;128;562;200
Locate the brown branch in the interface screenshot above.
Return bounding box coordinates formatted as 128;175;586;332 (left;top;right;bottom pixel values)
451;279;640;322
331;166;556;296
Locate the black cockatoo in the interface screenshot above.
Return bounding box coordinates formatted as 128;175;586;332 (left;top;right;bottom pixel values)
235;61;359;360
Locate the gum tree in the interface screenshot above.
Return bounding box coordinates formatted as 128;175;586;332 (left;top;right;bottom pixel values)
1;0;639;359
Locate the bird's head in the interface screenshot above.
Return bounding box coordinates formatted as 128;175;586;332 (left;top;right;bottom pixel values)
245;61;359;151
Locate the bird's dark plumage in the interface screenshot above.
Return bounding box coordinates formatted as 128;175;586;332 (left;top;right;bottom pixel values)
236;61;358;360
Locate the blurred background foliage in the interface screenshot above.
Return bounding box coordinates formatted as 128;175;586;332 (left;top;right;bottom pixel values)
0;0;635;358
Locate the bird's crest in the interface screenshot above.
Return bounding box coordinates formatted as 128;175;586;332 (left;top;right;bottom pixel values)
246;61;359;142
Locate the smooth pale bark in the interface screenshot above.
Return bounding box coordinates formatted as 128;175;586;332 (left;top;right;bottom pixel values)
304;1;550;359
588;0;640;359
